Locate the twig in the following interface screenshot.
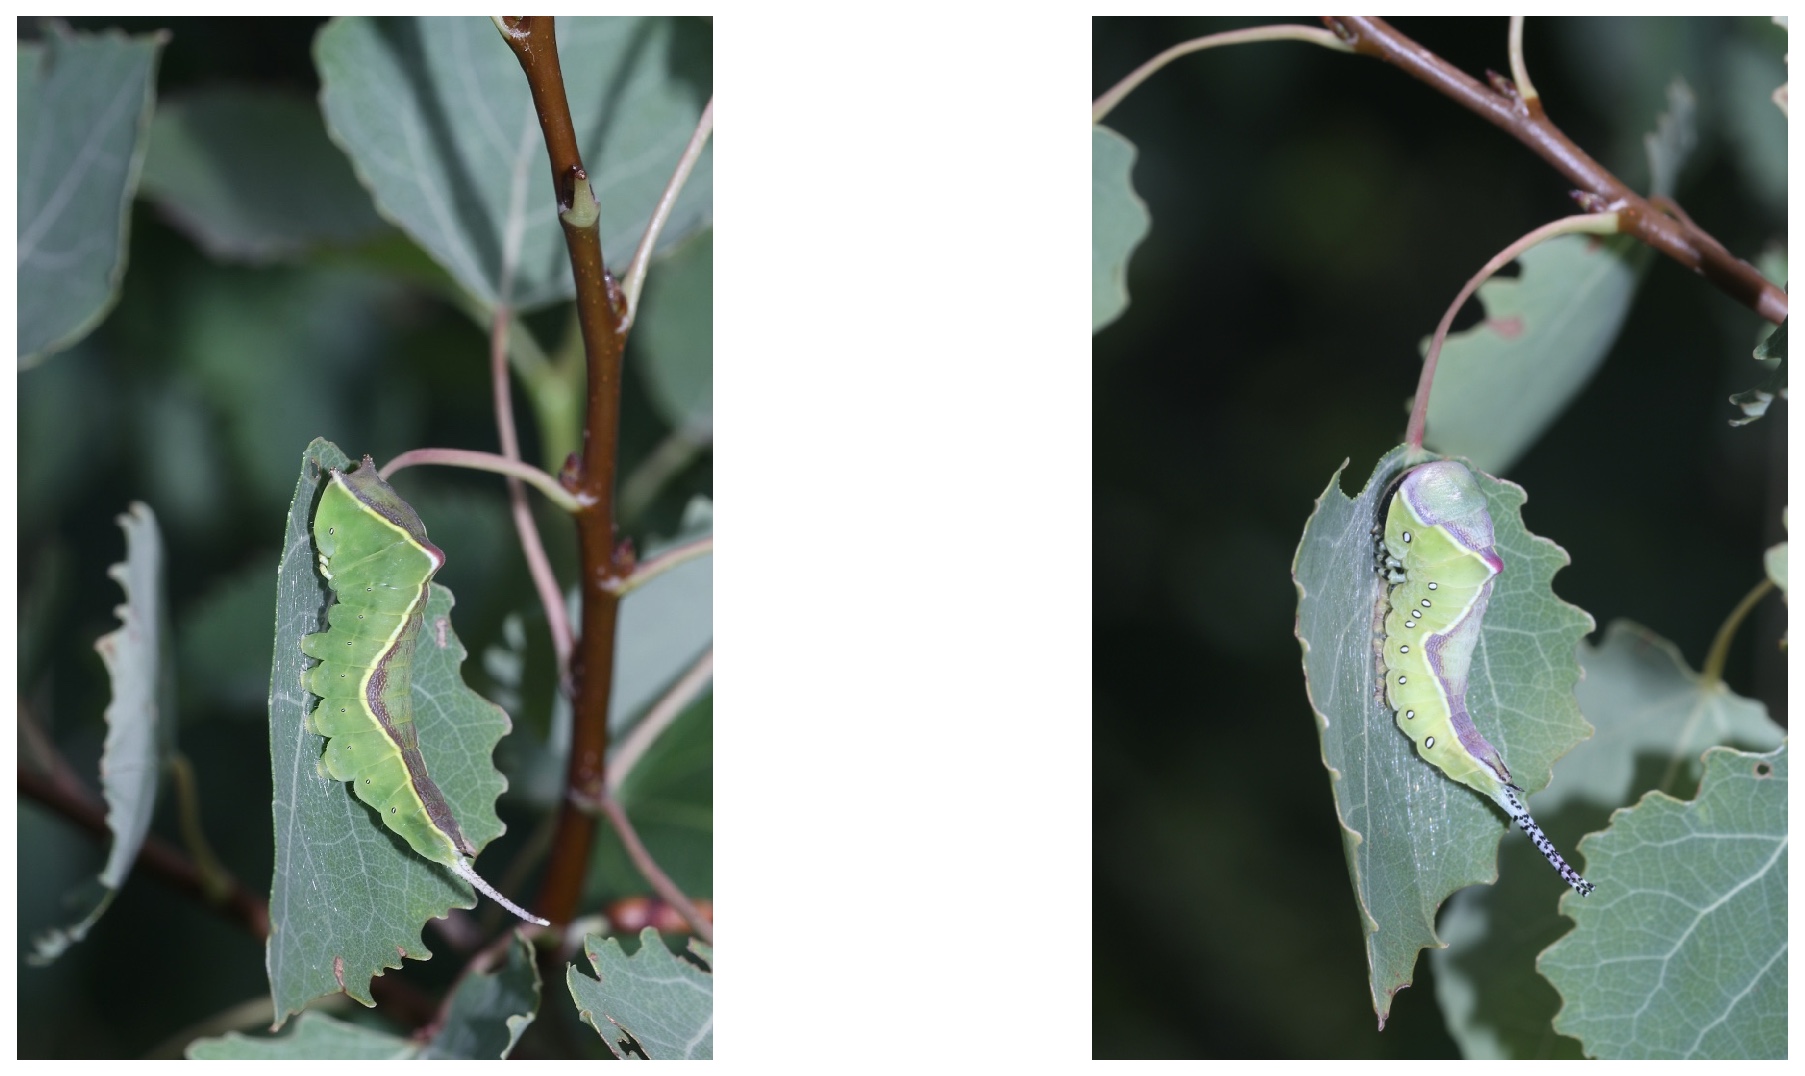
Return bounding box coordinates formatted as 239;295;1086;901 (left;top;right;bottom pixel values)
21;705;439;1028
18;766;269;940
1325;16;1785;325
499;14;634;927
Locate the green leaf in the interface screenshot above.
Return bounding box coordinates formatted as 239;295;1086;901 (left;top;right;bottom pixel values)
31;503;172;966
1430;620;1782;1057
267;439;520;1024
567;929;712;1059
1292;447;1593;1027
139;88;390;262
1643;78;1697;200
192;934;538;1059
632;229;712;436
1765;511;1786;599
1719;28;1788;214
1422;235;1648;475
1538;744;1787;1059
177;559;277;719
1729;317;1785;426
1568;621;1785;800
187;1010;417;1060
171;265;405;518
18;26;166;367
315;16;712;312
417;931;542;1059
1092;125;1150;334
611;504;712;732
597;692;713;901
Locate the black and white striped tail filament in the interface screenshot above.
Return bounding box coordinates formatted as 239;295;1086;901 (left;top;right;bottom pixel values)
1504;784;1595;896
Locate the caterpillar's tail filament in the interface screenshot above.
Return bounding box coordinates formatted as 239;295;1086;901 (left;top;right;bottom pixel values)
1499;784;1595;896
454;859;551;926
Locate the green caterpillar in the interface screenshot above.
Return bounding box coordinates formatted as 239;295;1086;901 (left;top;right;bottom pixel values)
301;456;548;925
1376;460;1594;896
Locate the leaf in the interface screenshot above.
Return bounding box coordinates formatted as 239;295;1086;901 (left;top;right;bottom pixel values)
1538;744;1787;1059
417;931;542;1059
1422;235;1648;475
597;692;713;900
567;928;712;1059
138;88;390;262
1719;29;1788;214
30;503;172;965
191;934;538;1059
1092;125;1150;334
1430;620;1783;1058
315;16;712;312
610;501;712;732
171;265;405;518
1765;510;1786;600
1643;78;1697;200
18;26;166;367
1729;317;1785;427
177;559;277;719
1292;447;1594;1027
187;1010;417;1060
267;439;519;1024
1568;621;1786;801
632;229;712;436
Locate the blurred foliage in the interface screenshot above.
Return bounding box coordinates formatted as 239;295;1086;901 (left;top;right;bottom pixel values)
18;16;711;1058
1094;16;1784;1058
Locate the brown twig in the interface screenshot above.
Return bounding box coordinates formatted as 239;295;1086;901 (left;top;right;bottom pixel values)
19;766;270;940
498;15;634;927
1324;17;1785;325
20;707;441;1029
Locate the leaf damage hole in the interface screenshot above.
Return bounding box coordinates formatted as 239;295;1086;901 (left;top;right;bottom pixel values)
1754;762;1773;778
609;1018;650;1060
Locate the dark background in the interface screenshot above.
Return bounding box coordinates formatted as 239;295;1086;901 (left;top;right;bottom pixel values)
1092;16;1786;1058
20;17;711;1057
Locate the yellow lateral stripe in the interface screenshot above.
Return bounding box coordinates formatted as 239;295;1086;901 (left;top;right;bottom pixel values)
334;481;447;827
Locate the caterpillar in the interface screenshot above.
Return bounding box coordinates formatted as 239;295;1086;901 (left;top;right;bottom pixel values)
1375;460;1594;896
300;456;549;925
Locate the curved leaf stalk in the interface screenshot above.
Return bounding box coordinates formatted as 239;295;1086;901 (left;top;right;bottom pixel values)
621;96;712;330
489;306;576;681
1701;578;1777;685
1092;24;1351;123
1408;212;1620;451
